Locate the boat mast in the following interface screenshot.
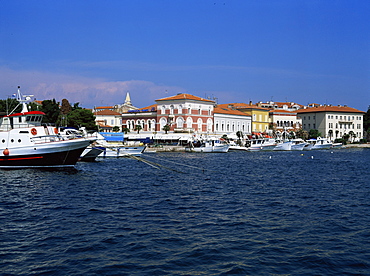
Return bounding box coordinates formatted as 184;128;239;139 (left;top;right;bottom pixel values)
9;86;34;115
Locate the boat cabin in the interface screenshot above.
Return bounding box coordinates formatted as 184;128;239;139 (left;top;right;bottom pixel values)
0;111;45;131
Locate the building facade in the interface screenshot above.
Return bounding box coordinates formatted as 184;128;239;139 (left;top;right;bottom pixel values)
94;110;122;131
214;104;252;137
120;94;253;137
297;105;365;141
121;93;216;134
269;109;302;133
225;102;270;133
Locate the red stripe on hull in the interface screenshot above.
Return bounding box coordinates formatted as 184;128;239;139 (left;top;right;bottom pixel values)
0;147;85;168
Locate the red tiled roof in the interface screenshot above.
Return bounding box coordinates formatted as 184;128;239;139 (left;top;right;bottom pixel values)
269;110;297;114
226;103;270;111
214;105;251;116
94;110;121;116
139;104;157;111
156;93;215;103
297;106;365;114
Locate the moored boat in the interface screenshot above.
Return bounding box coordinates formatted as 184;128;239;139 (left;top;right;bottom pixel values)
261;138;277;151
0;87;94;168
246;139;263;151
305;137;333;150
290;138;308;151
273;140;293;151
96;132;146;157
185;139;229;153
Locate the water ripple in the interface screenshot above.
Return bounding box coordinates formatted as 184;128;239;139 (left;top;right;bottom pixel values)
0;149;369;275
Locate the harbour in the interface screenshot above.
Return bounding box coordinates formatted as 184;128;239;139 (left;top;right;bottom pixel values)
1;148;369;275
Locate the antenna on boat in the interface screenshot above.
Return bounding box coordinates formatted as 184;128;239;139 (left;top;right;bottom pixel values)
9;86;34;114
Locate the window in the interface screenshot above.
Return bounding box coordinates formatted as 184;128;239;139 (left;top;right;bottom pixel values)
197;118;202;131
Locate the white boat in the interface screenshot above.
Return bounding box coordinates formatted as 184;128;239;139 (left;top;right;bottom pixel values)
0;87;94;168
261;138;277;151
273;140;293;151
80;145;105;161
228;140;249;151
290;138;308;151
246;139;263;151
96;132;146;157
58;128;104;161
306;137;333;150
331;142;343;149
185;139;229;153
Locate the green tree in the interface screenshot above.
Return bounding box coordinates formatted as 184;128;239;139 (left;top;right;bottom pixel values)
0;98;21;114
72;102;82;110
364;106;370;132
27;102;41;112
60;99;72;115
343;133;350;142
308;129;321;139
328;129;333;140
134;124;142;134
163;124;170;134
67;109;97;131
112;126;120;132
122;127;130;134
348;131;355;143
41;99;60;125
236;131;243;145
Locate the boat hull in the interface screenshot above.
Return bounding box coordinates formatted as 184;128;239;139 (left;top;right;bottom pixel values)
80;146;105;162
0;139;91;168
185;145;229;153
291;143;307;151
99;146;146;157
273;141;292;151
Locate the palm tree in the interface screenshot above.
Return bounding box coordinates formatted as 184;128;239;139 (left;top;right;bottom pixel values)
122;127;130;134
163;124;170;134
134;124;142;134
348;131;355;143
328;129;333;141
236;131;243;145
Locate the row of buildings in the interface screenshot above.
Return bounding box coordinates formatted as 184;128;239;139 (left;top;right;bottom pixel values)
93;92;366;141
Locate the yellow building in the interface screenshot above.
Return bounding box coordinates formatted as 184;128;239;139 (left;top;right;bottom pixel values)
227;102;270;133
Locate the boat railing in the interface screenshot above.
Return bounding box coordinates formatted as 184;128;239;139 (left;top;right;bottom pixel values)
31;135;66;144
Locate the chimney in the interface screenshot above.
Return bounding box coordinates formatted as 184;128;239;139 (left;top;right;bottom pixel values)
249;101;253;106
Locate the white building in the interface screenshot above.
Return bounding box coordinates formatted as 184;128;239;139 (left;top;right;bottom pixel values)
297;105;365;141
213;104;252;138
269;109;302;133
94;110;122;131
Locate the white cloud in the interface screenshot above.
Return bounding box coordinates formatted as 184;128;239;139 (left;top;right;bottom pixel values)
0;66;184;108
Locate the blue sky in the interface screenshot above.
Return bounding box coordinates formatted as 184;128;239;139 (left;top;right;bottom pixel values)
0;0;369;111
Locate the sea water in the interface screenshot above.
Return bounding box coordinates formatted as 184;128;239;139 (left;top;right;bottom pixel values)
1;148;369;275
